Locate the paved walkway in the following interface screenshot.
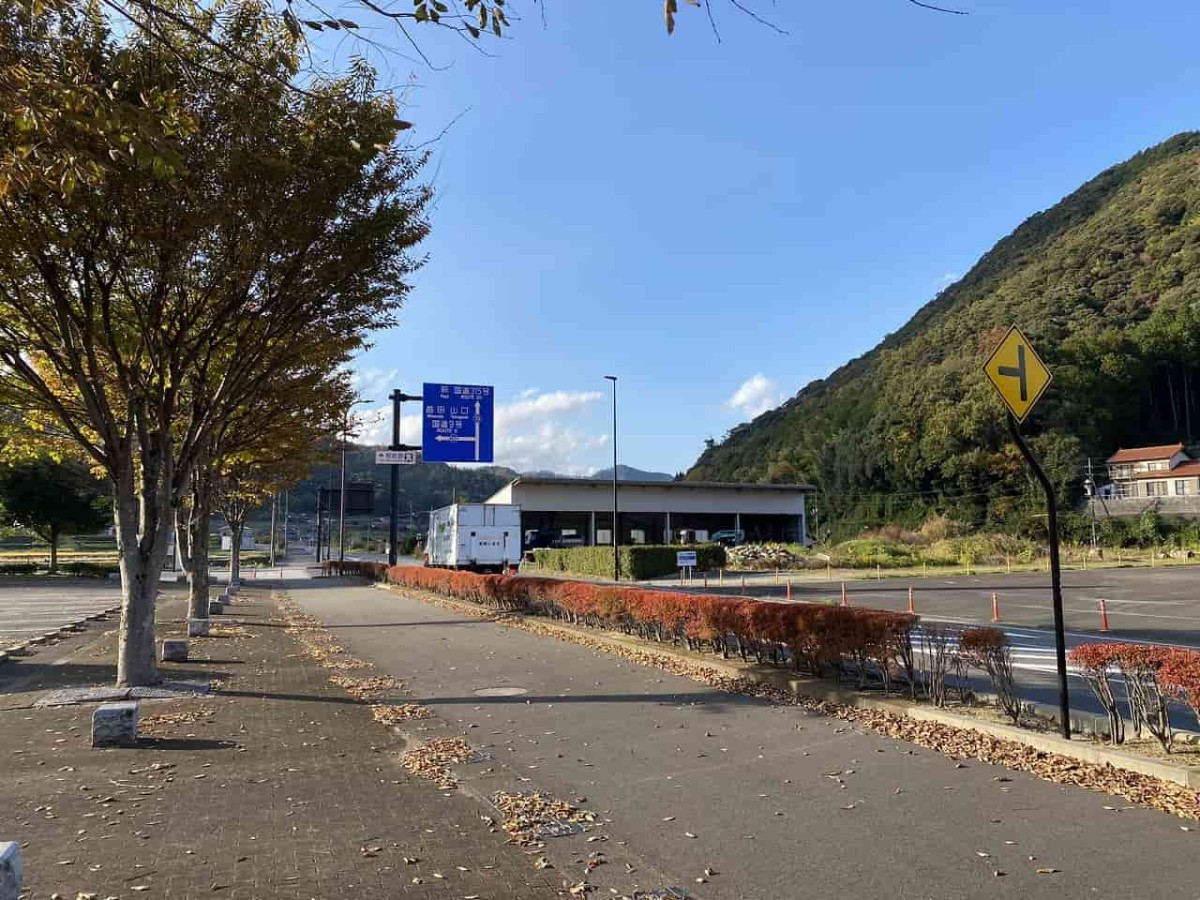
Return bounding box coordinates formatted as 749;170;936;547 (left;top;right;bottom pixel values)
0;590;560;899
294;582;1200;900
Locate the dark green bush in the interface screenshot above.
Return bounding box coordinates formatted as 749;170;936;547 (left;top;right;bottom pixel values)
0;562;41;575
532;544;726;580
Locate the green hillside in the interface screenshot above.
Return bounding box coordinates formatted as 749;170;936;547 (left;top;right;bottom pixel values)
687;132;1200;537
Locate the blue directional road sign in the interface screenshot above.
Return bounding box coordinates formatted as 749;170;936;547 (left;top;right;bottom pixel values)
422;383;495;463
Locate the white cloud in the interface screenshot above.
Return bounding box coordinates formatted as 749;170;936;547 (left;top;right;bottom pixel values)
352;387;608;475
495;390;603;429
936;271;959;288
496;423;607;476
726;374;782;419
347;366;402;403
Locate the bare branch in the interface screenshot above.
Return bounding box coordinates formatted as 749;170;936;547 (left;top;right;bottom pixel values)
908;0;969;14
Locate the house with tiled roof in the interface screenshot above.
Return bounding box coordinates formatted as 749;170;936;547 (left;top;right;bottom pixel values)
1107;443;1190;498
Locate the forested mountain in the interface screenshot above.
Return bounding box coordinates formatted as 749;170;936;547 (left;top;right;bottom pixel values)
687;133;1200;536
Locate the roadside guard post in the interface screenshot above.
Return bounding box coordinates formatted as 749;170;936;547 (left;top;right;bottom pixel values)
677;549;698;585
984;325;1071;739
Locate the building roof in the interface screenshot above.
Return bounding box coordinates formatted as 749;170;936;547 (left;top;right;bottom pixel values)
1132;460;1200;480
506;476;815;493
1107;443;1185;464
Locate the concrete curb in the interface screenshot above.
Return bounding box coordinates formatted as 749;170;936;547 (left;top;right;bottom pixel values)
375;583;1200;791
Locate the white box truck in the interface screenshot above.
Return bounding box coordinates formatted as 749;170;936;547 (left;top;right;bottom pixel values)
425;503;522;572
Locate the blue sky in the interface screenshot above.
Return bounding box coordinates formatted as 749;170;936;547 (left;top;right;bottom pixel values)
346;0;1200;476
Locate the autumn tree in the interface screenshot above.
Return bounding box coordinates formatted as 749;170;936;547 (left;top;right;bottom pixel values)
178;368;349;617
0;2;429;685
0;455;110;572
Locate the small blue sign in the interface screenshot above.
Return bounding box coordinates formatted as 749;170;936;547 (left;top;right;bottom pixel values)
422;383;495;463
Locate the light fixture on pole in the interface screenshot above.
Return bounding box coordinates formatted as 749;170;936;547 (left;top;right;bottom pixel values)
604;375;618;581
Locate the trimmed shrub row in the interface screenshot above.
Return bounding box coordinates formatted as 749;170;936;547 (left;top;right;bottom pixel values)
1069;642;1200;752
383;564;920;692
531;544;727;580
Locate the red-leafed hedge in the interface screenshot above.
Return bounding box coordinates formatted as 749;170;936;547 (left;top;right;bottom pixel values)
1067;642;1194;751
382;565;918;691
1162;650;1200;724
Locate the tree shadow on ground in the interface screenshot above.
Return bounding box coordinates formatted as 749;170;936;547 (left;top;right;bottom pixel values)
0;661;230;696
132;737;239;751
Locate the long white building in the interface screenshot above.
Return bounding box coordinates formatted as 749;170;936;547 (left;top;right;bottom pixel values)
485;477;813;546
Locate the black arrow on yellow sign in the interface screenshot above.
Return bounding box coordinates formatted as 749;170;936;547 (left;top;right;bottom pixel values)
997;345;1027;402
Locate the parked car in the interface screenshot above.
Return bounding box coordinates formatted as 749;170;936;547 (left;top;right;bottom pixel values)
710;529;746;547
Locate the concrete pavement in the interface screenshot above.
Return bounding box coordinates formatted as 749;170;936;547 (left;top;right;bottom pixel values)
292;582;1200;899
0;591;560;899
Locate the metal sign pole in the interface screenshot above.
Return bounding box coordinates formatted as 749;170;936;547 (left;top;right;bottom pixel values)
389;390;401;567
387;389;423;567
1007;413;1071;739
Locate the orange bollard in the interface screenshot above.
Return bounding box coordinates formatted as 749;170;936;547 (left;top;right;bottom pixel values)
991;591;1001;623
840;582;848;607
786;579;793;601
1099;598;1110;633
741;574;746;591
907;586;915;615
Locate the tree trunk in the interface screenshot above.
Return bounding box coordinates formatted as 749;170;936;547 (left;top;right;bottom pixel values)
189;501;212;617
49;527;59;574
231;521;243;583
177;488;213;621
112;461;169;687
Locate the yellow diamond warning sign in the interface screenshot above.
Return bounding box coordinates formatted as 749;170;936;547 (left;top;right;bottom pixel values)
983;326;1052;422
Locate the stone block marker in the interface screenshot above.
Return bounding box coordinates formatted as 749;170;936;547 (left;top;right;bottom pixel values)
92;701;138;747
161;638;189;662
0;841;21;900
208;599;224;615
187;618;210;637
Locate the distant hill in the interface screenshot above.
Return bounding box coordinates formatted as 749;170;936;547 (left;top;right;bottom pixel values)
592;465;674;482
288;448;517;519
687;132;1200;536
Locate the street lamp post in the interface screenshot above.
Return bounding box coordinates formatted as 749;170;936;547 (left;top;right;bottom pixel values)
604;375;618;582
338;412;348;569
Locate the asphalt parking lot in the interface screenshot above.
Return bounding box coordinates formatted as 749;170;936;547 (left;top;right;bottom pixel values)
0;578;122;650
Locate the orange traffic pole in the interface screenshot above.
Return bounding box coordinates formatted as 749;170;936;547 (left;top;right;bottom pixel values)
840;582;848;607
1099;598;1110;633
786;579;793;601
907;586;915;615
991;591;1001;623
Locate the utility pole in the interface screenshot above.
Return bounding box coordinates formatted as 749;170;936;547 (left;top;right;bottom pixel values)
604;375;618;581
315;491;324;564
282;490;289;558
269;492;277;568
1085;458;1099;551
387;388;422;566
